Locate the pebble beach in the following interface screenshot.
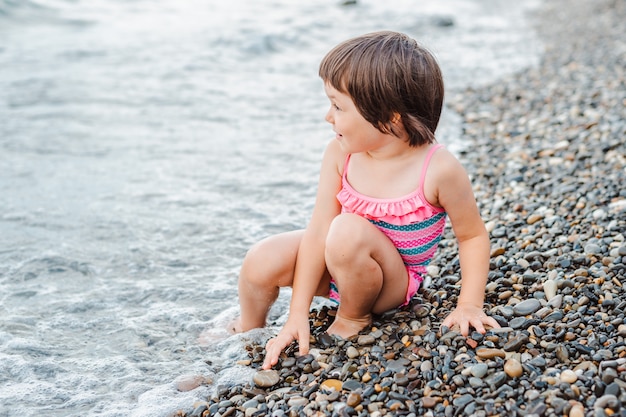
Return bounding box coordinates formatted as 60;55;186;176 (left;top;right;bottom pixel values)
180;0;626;416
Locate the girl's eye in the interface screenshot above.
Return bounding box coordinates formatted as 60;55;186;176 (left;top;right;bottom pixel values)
333;103;341;111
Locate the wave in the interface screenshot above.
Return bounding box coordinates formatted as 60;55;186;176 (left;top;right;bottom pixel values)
0;0;93;26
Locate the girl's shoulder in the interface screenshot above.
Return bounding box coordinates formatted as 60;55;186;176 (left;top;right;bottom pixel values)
423;145;470;208
322;138;349;175
428;145;466;179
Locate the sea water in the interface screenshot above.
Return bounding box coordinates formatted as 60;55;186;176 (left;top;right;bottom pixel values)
0;0;541;415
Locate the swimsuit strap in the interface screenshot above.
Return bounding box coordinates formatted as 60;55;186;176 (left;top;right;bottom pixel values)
419;144;445;191
342;153;351;180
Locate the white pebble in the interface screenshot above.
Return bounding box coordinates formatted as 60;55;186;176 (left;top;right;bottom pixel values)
543;279;558;300
560;369;577;383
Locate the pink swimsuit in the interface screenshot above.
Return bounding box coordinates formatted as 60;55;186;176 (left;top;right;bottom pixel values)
328;144;447;306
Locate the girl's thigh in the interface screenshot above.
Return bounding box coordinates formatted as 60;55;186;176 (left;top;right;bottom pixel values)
247;229;332;295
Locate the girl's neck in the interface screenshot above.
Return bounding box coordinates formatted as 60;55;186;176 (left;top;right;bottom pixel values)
364;140;427;161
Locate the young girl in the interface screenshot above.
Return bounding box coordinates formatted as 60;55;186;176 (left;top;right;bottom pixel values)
233;31;499;370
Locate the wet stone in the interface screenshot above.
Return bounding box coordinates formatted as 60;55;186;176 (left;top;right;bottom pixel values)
320;379;342;391
470;363;489;378
528;356;547;368
287;396;307;407
386;358;410;372
357;335;376;346
594;394;619;409
560;369;577;383
342;380;363;392
469;377;484;388
412;303;431;318
543;279;558;300
281;357;296;368
394;372;410;386
544;310;564;322
346;392;362;407
476;348;506;359
316;333;334;348
513;299;542;316
485;372;507;390
503;334;529;352
555;345;569;363
604;382;621;397
504;358;523;378
453;393;474;407
252;370;280;388
422;396;440;408
346;346;359;359
509;317;528;329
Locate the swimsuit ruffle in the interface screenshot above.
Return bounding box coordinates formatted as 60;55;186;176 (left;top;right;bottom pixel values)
337;187;443;226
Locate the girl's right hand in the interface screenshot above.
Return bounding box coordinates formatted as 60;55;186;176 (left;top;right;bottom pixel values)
262;315;310;370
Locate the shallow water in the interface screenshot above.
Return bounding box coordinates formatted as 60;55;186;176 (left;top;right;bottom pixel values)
0;0;541;415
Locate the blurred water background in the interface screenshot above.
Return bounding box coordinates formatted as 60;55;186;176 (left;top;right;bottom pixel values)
0;0;541;415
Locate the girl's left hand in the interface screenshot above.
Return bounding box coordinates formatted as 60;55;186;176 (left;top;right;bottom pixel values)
441;303;500;337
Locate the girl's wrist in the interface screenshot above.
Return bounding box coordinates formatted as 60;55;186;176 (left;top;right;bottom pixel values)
456;300;483;309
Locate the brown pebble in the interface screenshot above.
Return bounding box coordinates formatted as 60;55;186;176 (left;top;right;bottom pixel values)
416;347;432;358
320;379;342;391
498;290;514;300
569;401;584;417
491;247;506;257
565;332;577;341
383;352;396;360
422;396;440;408
347;392;362;407
504;358;523;378
476;348;506;359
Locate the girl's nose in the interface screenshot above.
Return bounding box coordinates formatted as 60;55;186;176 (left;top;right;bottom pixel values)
325;109;334;124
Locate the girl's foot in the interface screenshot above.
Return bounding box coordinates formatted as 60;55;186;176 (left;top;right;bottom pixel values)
326;314;371;339
228;317;243;334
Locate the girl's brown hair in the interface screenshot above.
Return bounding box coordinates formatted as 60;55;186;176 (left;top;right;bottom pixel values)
319;31;444;147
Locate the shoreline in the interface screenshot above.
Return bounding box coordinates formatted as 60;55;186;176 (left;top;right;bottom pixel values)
180;0;626;416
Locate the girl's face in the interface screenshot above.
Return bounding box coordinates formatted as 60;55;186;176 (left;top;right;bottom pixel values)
324;82;387;154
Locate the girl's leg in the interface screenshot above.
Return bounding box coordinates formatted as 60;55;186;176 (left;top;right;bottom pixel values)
324;213;408;338
234;230;331;332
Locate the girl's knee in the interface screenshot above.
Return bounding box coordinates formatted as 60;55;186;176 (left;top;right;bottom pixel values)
241;241;276;285
241;234;298;288
325;214;369;265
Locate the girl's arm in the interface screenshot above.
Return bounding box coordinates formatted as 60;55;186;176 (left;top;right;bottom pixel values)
263;139;344;369
429;150;500;336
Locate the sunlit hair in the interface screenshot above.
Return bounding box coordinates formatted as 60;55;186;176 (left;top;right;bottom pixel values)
319;31;444;147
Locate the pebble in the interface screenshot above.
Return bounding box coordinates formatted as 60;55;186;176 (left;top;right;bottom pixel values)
357;335;376;345
504;358;523;378
476;348;506;359
181;1;626;416
175;375;208;392
346;346;359;359
252;370;280;388
560;369;577;384
513;299;541;316
569;402;585;417
320;379;342;391
470;363;489;378
543;279;558;300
